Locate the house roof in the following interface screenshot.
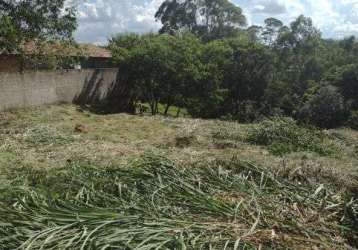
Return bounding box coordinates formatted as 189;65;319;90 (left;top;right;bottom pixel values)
79;44;112;58
20;41;112;58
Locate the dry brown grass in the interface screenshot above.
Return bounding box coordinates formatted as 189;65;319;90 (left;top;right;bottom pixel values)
0;104;357;190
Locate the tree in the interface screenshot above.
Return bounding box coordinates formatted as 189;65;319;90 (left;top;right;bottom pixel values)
155;0;246;41
222;38;275;121
246;25;263;43
161;33;203;115
186;39;232;118
108;11;357;128
262;18;283;46
111;33;203;116
0;15;20;53
299;85;347;128
0;0;77;53
325;64;358;110
109;33;142;63
275;15;323;97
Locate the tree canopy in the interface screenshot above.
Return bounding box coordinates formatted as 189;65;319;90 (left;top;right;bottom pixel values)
155;0;246;41
0;0;77;54
110;9;358;129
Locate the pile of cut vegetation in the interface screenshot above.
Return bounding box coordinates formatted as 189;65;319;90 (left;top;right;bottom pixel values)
0;155;356;249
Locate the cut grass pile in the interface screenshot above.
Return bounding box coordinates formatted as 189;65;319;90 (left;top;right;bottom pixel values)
0;105;357;249
24;125;74;146
0;155;357;249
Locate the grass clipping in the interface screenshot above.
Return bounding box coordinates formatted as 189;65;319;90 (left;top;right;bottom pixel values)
0;156;357;249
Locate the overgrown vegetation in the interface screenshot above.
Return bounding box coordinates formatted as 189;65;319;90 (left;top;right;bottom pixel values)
246;118;337;156
0;105;357;249
0;155;357;249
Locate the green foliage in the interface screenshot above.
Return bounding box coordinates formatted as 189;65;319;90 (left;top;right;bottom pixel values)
0;16;21;53
0;155;356;249
186;39;233;118
247;117;336;155
111;33;204;115
261;18;283;46
299;85;348;128
0;0;77;53
107;7;358;129
349;111;358;130
109;33;142;63
155;0;246;41
325;64;358;110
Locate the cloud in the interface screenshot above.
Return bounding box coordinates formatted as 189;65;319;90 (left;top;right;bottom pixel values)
73;0;358;43
251;0;286;15
74;0;162;44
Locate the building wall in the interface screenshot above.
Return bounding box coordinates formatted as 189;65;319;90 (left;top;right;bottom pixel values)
0;55;113;72
0;69;131;111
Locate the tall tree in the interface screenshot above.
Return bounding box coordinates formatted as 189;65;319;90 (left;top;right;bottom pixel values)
262;18;283;46
276;15;322;97
155;0;246;41
246;25;263;43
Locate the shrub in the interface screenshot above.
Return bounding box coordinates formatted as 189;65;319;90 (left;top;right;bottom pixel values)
348;111;358;130
299;85;347;128
246;117;336;155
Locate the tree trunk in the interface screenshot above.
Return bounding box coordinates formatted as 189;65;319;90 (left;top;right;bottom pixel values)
150;102;156;116
153;101;158;116
164;104;171;116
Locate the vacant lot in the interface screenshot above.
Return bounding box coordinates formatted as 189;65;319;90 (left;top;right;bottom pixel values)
0;105;357;249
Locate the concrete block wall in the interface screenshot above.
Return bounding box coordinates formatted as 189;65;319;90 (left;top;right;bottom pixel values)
0;69;120;111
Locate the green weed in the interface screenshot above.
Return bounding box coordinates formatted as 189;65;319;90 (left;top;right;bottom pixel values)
246;117;337;156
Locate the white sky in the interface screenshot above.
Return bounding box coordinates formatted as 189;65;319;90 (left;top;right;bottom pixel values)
73;0;358;44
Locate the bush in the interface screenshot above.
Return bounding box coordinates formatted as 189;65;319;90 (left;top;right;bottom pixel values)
348;111;358;130
299;85;347;128
246;117;336;155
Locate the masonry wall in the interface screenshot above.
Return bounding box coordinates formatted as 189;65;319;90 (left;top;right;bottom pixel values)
0;69;129;111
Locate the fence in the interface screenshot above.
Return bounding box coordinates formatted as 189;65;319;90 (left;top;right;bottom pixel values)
0;69;132;112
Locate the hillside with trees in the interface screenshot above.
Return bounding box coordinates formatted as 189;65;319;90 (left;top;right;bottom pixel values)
109;0;358;129
0;1;357;249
